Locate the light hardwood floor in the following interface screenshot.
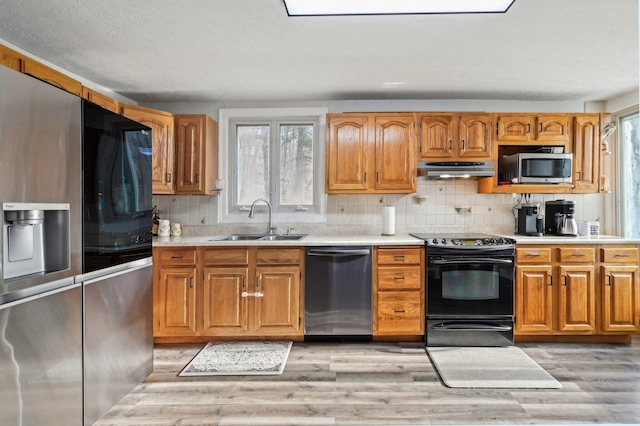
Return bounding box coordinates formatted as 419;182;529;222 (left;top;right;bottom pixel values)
94;338;640;425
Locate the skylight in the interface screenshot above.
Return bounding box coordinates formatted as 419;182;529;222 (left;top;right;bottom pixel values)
283;0;516;16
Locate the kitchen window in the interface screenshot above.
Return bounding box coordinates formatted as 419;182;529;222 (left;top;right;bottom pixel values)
218;108;327;224
618;109;640;238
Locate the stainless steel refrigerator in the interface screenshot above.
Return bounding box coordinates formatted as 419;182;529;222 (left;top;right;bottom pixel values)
1;66;154;425
0;65;83;425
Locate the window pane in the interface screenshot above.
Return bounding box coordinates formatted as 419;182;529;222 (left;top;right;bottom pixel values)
279;124;313;205
236;125;269;204
621;112;640;239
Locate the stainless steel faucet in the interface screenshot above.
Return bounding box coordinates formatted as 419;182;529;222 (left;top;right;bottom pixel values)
248;198;277;235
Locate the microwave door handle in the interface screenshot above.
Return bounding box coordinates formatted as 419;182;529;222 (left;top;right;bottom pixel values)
431;258;513;265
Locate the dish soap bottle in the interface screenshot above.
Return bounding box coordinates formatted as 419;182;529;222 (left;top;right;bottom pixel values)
152;206;160;236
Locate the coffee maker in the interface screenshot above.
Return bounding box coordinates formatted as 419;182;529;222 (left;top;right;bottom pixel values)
517;203;544;236
544;200;577;236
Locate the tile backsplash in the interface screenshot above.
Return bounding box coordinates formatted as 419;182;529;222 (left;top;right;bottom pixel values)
154;179;607;236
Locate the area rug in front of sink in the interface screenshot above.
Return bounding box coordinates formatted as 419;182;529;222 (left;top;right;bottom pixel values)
427;346;562;388
179;341;293;376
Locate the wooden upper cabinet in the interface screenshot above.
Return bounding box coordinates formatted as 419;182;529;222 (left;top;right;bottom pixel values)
0;44;23;71
418;113;492;160
175;114;219;195
458;114;492;159
536;114;571;143
573;114;600;193
326;114;370;192
120;103;176;195
374;115;416;191
495;114;570;146
418;114;455;158
81;87;118;113
21;58;82;96
326;113;416;194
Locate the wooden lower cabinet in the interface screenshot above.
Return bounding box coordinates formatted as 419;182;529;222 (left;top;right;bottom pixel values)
373;246;424;337
153;248;198;337
515;244;639;342
154;246;303;342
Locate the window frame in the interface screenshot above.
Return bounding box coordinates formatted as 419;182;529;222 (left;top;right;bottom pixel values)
218;108;328;225
614;107;640;238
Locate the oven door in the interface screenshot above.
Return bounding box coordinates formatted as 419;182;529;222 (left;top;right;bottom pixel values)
427;254;514;317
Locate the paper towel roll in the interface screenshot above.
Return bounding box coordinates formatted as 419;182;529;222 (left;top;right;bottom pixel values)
382;205;395;236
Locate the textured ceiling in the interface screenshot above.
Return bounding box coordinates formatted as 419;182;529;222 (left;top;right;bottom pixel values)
0;0;637;103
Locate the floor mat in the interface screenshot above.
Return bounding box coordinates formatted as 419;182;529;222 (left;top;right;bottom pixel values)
427;346;562;388
179;341;292;376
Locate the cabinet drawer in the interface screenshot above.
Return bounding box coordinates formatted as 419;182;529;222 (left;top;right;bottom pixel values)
158;248;197;265
516;247;551;264
600;247;638;264
256;248;301;265
376;291;422;333
202;248;249;265
377;248;422;265
559;247;595;263
377;266;422;291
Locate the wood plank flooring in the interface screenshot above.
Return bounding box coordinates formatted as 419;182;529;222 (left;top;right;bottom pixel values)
94;337;640;425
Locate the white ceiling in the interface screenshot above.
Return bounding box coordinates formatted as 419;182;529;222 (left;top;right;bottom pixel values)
0;0;637;103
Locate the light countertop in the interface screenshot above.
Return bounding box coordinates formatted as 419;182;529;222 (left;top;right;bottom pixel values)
153;233;640;248
153;234;424;247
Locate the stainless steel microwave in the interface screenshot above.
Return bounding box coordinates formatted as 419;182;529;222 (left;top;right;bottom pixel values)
498;153;573;184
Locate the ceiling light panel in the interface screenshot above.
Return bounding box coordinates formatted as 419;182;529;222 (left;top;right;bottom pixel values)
284;0;516;16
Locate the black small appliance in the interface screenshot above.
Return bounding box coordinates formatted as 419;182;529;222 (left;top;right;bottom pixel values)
544;200;576;235
517;203;544;236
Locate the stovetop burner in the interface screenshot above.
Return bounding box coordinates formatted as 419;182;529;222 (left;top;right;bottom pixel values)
410;233;515;248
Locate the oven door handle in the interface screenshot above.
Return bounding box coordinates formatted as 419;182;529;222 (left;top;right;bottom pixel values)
430;323;513;332
431;258;513;265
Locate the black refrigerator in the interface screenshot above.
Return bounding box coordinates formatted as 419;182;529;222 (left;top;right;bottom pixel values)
80;99;154;425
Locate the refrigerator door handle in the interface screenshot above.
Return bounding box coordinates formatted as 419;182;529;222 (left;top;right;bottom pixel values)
76;257;152;284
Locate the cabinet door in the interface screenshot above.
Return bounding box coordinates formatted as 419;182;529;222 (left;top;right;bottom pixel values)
536;114;570;143
120;104;175;194
175;115;207;194
557;265;596;333
418;114;454;159
254;266;301;335
573;114;600;193
515;265;554;333
374;115;416;192
457;114;492;159
496;115;534;142
154;267;197;336
201;267;249;335
326;115;370;192
600;265;640;333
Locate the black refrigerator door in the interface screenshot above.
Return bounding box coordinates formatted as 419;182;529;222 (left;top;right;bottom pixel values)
82;100;153;272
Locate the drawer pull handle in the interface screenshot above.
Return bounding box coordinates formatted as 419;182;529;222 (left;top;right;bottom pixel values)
527;253;541;257
394;255;405;259
394;309;405;313
614;254;630;257
171;255;184;259
394;276;405;280
571;253;586;257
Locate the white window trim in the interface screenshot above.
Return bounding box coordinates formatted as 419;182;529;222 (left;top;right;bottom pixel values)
218;107;328;225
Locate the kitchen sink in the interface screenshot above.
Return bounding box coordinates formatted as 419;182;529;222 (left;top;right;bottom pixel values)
258;234;307;241
210;234;307;241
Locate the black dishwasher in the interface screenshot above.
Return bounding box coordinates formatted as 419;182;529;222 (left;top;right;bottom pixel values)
304;246;372;341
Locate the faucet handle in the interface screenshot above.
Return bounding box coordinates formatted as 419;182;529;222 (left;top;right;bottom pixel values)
286;227;295;235
269;225;279;235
